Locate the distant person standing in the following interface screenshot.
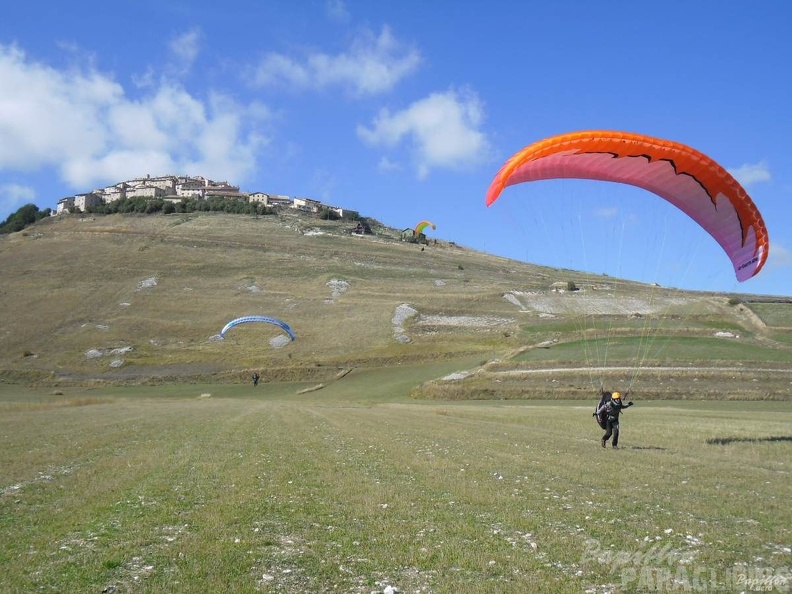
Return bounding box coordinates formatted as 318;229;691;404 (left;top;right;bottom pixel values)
252;372;260;387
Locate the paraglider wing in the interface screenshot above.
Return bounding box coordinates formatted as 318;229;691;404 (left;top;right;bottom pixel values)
485;130;768;281
414;220;437;236
220;316;296;341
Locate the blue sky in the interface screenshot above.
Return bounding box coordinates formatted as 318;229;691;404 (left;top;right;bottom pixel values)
1;0;790;296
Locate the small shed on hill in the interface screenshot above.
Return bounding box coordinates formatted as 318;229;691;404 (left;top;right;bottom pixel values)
400;228;416;242
352;221;372;235
551;281;579;292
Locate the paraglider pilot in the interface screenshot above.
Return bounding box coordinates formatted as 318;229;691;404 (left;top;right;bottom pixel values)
252;372;260;387
595;389;633;449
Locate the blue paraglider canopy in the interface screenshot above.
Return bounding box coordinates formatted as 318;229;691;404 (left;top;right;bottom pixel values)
219;316;296;341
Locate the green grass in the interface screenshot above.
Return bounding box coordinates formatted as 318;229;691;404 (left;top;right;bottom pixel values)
1;212;791;591
768;331;792;346
1;373;790;593
3;208;792;594
511;335;792;365
748;302;792;328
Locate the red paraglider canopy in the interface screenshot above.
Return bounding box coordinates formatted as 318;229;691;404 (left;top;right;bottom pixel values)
486;130;768;281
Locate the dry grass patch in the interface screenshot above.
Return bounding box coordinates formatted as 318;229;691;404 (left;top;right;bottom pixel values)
1;386;789;593
5;212;788;385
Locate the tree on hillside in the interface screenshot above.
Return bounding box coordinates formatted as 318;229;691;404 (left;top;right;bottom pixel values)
319;208;340;221
0;204;52;234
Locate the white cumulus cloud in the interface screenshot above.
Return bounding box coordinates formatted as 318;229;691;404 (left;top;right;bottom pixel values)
377;157;401;173
252;26;420;96
325;0;350;23
728;161;771;186
167;28;202;76
765;243;790;270
0;43;271;191
0;183;36;215
357;88;489;178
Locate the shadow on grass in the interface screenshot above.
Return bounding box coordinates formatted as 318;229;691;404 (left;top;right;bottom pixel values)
628;445;667;451
706;435;792;445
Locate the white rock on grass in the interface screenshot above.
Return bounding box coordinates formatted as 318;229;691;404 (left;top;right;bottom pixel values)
441;372;471;381
503;293;524;308
392;304;418;326
86;346;132;359
326;279;350;298
137;277;157;290
392;304;418;343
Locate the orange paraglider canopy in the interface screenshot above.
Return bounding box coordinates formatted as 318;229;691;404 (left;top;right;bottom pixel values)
486;130;768;281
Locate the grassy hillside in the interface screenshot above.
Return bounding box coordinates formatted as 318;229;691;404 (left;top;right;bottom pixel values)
1;211;790;399
1;212;790;594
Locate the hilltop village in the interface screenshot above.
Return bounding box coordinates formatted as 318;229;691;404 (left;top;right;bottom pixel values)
55;174;358;220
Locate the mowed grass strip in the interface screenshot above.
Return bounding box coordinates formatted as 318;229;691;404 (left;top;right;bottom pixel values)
1;388;790;593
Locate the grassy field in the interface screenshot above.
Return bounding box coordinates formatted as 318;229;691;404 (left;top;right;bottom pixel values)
1;363;791;593
1;212;791;592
